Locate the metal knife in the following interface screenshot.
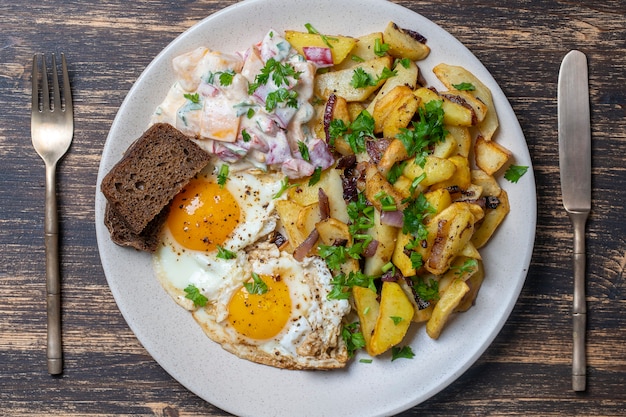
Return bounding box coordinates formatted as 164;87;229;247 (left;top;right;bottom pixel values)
558;50;591;392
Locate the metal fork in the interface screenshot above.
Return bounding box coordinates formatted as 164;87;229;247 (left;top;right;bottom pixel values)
31;53;73;375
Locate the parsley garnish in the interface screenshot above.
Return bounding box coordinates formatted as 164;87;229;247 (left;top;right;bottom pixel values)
396;100;447;167
342;322;366;358
248;58;302;95
216;245;236;260
350;67;397;89
344;110;376;154
347;192;375;235
390;316;404;325
298;141;310;161
218;70;235;86
265;87;298;112
386;161;407;184
452;258;478;275
184;284;208;308
327;271;376;300
391;345;415;361
217;164;229;188
273;177;296;199
452;82;476;91
183;92;200;103
504;164;529;183
402;193;435;240
308;166;322;186
241;129;251;142
244;273;268;295
375;190;397;212
410;251;423;270
412;276;439;302
374;38;390;56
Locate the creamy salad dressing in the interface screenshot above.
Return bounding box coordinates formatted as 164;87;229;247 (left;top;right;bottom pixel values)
151;30;334;178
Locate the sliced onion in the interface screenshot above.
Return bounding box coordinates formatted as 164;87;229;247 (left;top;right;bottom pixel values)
293;229;319;262
323;93;337;143
380;210;404;228
318;188;330;220
362;239;379;258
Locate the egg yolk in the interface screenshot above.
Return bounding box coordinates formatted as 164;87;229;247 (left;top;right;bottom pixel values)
167;178;240;252
227;274;292;340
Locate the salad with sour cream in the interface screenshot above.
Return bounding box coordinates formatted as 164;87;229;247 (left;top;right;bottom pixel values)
152;29;334;179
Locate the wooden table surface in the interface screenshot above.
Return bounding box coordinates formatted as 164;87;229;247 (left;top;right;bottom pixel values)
2;0;625;415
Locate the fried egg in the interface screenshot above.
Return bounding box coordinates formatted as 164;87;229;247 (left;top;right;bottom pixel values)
153;165;350;369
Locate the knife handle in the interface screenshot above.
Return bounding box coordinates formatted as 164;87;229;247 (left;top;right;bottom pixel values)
569;211;588;391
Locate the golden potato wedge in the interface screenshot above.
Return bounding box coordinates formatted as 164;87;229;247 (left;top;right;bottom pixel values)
459;241;482;260
363;209;399;277
353;285;380;352
414;87;473;127
383;21;430;61
369;281;414;355
288;168;350;223
392;231;418;277
382;93;420;138
471;189;510;249
432;154;471;191
423;188;452;221
402;156;456;187
364;164;407;213
378;138;410;177
391;175;415;199
316;217;351;246
315;56;393;101
455;259;485;313
296;203;321;237
471;169;502;197
424;202;476;275
366;58;420;115
327;95;354;156
334;32;384;71
474;135;512;175
433;63;499;140
372;85;416;133
431;132;458;159
284;30;357;66
426;278;469;339
276;200;308;249
441;90;488;124
446;125;471;158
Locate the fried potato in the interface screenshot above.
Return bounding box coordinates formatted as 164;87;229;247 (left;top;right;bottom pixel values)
334;32;384;70
383;21;430;61
353;286;380;352
414;87;474;127
288;168;350;223
474;135;512;175
402;156;456;187
433;63;499;140
372;85;418;134
328;95;354;156
366;59;420;116
431;154;471;191
446;125;472;158
455;259;485;313
316;217;351;246
364;164;406;213
276;200;308;249
471;169;502;197
315;56;393;101
363;209;398;277
426;278;469;339
296;203;321;237
284;30;357;65
378;138;409;177
471;189;510;249
369;281;414;355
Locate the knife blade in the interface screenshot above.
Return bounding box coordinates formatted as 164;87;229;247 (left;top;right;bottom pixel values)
558;49;591;392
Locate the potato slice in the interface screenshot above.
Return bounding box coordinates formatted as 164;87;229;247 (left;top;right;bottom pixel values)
276;200;308;249
327;95;354;156
471;169;502;197
363;209;399;277
426;278;469;339
372;85;415;133
455;259;485;313
364;164;407;213
334;32;384;70
446;125;471;158
378;138;409;177
316;217;351;246
288;168;350;223
369;281;415;355
414;87;473;127
402;155;456;186
471;189;510;249
284;30;357;65
431;154;471;191
382;93;420;138
296;203;321;237
315;56;393;101
383;21;430;61
475;135;512;175
366;59;419;115
433;63;499;140
441;90;488;124
353;285;380;351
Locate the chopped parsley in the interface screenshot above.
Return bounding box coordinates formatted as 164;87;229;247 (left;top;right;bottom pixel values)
265;87;298;112
183;92;200;103
244;272;268;295
412;276;439;302
273;177;297;199
327;271;376;300
184;284;208;308
374;38;390;56
350;66;397;89
308;166;322;186
402;193;435;240
305;23;337;49
328;110;375;154
216;245;236;260
217;164;229;188
391;345;415;361
396;100;447;167
375;190;397;212
504;164;529;183
248;58;302;95
452;258;478;275
390;316;404;325
241;129;251;142
342;322;366;358
298;141;310;161
452;82;476;91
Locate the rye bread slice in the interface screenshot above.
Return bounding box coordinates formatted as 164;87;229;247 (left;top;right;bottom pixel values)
104;203;169;252
101;123;211;235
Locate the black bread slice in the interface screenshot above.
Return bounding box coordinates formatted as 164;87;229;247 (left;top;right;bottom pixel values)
101;123;211;235
104;203;169;252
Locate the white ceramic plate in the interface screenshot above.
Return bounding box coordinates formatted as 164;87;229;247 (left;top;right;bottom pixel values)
95;0;536;415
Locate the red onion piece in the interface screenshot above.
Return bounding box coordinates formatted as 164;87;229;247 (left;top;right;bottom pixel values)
362;239;379;258
303;46;334;67
323;93;337;143
293;229;319;262
318;188;330;220
380;210;404;228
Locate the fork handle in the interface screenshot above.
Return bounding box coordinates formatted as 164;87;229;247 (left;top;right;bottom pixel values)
45;164;63;375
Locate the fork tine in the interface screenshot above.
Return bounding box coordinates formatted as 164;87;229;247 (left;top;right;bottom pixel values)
61;53;73;116
51;54;62;112
31;54;39;113
41;55;50;112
